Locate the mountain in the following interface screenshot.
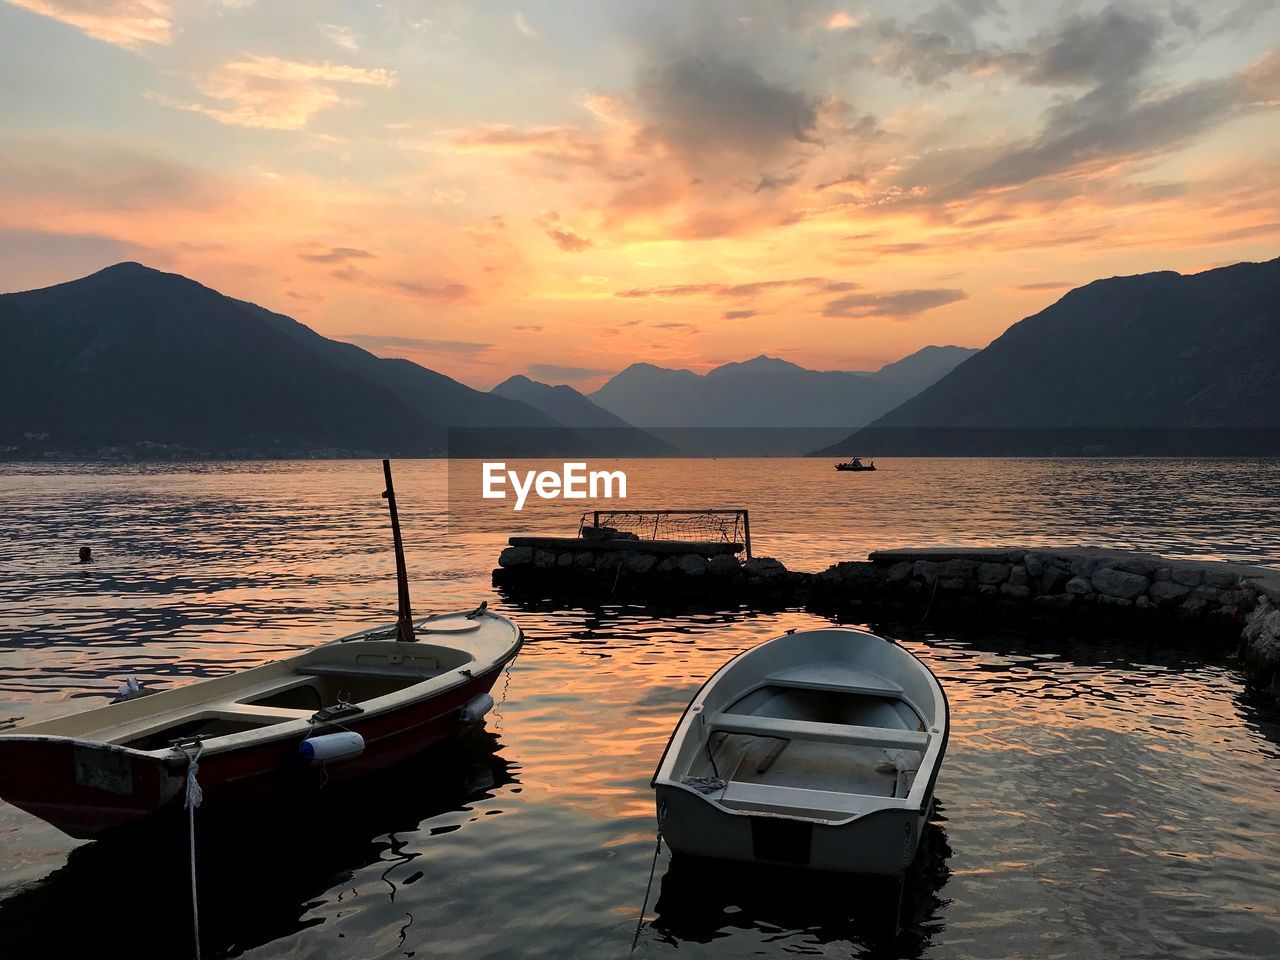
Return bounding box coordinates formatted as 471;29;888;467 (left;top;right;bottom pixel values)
589;349;974;429
818;258;1280;456
0;263;570;459
492;374;638;429
866;344;979;387
491;374;673;454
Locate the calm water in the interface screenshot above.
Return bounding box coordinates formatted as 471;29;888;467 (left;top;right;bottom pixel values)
1;459;1278;959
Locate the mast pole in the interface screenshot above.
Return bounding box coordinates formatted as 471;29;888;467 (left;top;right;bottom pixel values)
382;459;416;643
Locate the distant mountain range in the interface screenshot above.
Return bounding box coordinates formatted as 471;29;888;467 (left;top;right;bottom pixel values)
819;257;1280;456
586;349;976;429
490;374;672;454
8;258;1272;460
0;263;582;458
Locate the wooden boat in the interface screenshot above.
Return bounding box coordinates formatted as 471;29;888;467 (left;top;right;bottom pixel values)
651;627;947;876
0;461;523;840
835;459;876;471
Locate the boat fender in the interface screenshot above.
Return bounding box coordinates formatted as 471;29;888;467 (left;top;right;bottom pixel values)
460;693;495;724
298;731;365;765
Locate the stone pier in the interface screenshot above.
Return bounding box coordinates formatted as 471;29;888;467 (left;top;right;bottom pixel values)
493;538;1280;698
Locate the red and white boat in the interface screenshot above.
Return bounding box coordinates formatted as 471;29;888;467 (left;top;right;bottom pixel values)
0;462;523;840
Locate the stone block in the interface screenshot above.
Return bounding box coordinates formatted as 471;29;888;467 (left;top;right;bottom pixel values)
624;552;657;574
708;554;740;577
1008;566;1029;587
886;561;913;582
1204;569;1238;589
1171;566;1202;587
1091;567;1148;600
914;560;941;580
940;558;978;578
677;554;708;577
533;549;556;569
556;552;573;567
498;545;532;567
1149;580;1191;604
1116;556;1158;577
977;562;1011;584
1066;577;1093;595
1024;554;1045;578
1000;583;1031;598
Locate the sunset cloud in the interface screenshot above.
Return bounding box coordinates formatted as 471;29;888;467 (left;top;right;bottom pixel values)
7;0;171;49
3;0;1278;386
156;56;396;130
822;288;968;319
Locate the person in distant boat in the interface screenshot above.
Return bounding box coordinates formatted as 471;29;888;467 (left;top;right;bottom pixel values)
77;546;92;564
851;457;863;468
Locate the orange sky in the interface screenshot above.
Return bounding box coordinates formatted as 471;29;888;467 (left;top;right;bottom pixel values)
1;1;1277;390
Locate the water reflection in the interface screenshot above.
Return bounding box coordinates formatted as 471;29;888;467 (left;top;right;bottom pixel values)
648;815;953;959
0;732;516;960
3;461;1280;959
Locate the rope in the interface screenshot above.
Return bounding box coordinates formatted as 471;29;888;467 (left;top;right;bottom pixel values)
917;575;940;627
177;739;204;960
630;802;666;953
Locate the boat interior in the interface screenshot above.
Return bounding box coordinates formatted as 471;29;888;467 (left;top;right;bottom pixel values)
22;638;478;753
682;664;930;821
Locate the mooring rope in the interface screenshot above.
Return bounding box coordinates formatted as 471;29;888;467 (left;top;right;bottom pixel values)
630;802;667;953
177;739;205;960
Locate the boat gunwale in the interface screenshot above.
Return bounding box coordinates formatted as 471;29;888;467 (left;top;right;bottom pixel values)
0;613;523;762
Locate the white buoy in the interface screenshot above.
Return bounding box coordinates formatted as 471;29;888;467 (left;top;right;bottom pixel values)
298;731;365;765
460;693;495;724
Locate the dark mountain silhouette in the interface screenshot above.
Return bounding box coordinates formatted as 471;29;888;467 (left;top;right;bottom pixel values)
818;258;1280;456
0;263;569;458
492;374;637;429
588;349;974;429
491;374;674;454
865;344;979;386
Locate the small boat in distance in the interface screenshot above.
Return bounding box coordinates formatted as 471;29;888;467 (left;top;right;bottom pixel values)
0;461;522;840
652;627;948;876
835;457;876;471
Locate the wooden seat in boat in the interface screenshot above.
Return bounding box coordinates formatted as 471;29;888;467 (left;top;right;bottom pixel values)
719;781;893;818
708;712;928;751
296;662;443;680
764;664;902;697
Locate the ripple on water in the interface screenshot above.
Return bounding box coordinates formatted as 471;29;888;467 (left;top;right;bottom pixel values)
0;460;1278;959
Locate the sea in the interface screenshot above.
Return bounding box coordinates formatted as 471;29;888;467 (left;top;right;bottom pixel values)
0;458;1278;959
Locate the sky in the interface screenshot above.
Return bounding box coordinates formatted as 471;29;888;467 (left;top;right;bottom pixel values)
1;1;1277;390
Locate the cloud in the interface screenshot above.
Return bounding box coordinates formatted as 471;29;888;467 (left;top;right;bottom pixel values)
636;57;819;161
155;56;396;130
432;124;606;167
7;0;171;49
514;324;543;332
1012;280;1074;291
1024;6;1160;88
344;334;492;356
723;309;757;319
822;288;968;318
513;11;539;40
331;266;470;302
527;363;612;382
615;276;854;299
318;23;359;52
545;227;591;252
299;246;372;264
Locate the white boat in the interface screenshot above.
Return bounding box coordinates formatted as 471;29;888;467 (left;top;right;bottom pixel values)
651;627;948;876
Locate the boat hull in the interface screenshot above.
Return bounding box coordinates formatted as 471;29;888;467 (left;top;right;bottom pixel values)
657;785;931;876
651;627;948;877
0;664;504;840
